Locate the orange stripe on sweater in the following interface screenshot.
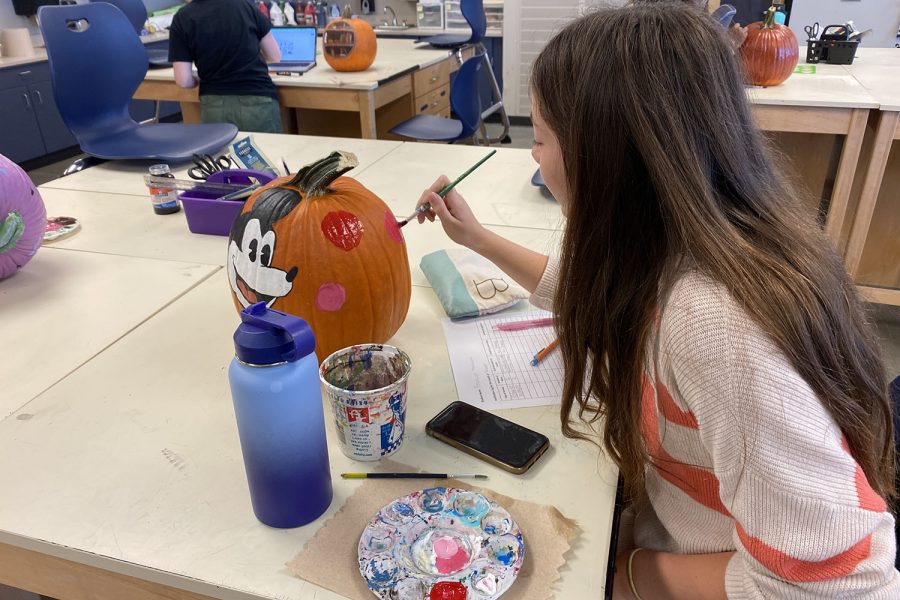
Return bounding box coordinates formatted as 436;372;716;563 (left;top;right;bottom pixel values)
641;376;732;517
736;523;873;582
839;437;887;512
655;378;699;429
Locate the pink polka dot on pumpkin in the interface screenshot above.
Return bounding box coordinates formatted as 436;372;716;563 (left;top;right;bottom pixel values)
384;211;404;243
316;282;346;312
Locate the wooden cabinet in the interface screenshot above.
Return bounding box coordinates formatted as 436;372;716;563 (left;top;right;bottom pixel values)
0;63;77;163
412;57;451;117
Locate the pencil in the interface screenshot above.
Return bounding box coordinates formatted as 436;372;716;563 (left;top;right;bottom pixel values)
341;472;488;479
397;149;497;227
495;317;555;331
530;337;559;366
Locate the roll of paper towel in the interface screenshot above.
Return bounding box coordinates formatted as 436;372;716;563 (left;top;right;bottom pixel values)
0;28;35;58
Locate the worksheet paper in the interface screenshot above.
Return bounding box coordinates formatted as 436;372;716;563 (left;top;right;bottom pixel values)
441;310;562;410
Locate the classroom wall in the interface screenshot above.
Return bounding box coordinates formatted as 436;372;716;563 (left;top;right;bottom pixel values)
0;3;39;39
789;0;900;48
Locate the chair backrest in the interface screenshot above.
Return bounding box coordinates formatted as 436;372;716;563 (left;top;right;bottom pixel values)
710;4;737;30
38;3;146;141
449;55;483;140
89;0;147;34
461;0;487;45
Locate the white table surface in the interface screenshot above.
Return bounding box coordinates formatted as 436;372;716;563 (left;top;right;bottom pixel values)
39;184;560;288
39;134;404;198
746;61;878;109
0;247;217;420
356;143;564;231
844;50;900;112
0;274;618;600
37;143;561;285
143;38;452;91
850;48;900;68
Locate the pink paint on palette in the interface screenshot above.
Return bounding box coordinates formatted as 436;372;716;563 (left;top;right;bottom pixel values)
358;487;524;599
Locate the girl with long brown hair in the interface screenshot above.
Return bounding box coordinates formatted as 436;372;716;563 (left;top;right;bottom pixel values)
414;2;898;598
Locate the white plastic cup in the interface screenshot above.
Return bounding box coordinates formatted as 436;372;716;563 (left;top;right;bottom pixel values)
320;344;411;461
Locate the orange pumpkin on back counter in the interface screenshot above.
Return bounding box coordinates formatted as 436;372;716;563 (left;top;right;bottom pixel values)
323;5;377;72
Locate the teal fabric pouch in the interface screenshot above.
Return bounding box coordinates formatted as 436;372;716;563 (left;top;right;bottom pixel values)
420;249;529;319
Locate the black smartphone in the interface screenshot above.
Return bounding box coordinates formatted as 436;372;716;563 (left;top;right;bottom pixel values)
425;401;550;474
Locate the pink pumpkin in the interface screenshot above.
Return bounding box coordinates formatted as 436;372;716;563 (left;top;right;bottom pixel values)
0;154;45;280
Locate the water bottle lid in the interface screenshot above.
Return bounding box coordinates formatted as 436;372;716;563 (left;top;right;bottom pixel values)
233;302;316;365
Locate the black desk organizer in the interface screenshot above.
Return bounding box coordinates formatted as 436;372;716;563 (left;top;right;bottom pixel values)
806;38;860;65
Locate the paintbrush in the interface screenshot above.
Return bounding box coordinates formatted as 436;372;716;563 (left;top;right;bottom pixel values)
397;149;497;228
282;157;291;176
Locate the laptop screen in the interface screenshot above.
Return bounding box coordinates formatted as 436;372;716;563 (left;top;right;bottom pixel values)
271;27;317;62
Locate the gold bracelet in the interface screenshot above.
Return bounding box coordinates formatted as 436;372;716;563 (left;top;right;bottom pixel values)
627;547;646;600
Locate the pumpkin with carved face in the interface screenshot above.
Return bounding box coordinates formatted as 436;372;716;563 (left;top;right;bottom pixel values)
227;151;411;360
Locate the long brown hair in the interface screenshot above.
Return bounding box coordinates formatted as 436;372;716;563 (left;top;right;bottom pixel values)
531;3;895;502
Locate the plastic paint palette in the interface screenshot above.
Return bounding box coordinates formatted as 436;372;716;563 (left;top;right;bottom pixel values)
358;487;524;600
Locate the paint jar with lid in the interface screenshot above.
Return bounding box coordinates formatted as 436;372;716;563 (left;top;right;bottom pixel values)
147;164;181;215
228;301;333;527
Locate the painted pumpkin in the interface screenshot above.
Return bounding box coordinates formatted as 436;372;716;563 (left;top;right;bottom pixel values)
227;151;411;361
322;6;377;72
740;6;799;87
0;153;46;280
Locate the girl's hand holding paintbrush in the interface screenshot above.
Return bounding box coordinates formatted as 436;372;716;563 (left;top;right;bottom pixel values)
414;176;488;249
415;176;550;293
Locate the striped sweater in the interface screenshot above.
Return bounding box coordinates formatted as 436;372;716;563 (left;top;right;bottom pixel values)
531;257;900;598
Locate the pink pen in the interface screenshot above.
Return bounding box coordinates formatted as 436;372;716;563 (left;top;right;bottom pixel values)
494;317;555;331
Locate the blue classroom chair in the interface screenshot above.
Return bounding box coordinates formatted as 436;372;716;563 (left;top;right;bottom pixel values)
89;0;172;68
390;55;484;143
38;3;236;162
418;0;509;145
420;0;487;48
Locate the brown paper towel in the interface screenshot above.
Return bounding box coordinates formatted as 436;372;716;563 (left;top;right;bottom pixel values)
287;461;580;600
0;28;34;58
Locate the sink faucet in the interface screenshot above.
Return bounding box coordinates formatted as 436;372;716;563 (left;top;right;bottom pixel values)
383;5;398;26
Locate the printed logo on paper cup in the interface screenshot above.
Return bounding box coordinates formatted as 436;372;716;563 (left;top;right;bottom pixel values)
347;407;371;423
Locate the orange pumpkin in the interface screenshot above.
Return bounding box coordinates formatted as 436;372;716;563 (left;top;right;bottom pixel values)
227;151;411;360
739;6;799;87
322;6;377;72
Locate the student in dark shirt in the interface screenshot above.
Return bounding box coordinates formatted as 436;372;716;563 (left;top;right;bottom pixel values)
729;0;773;26
168;0;283;133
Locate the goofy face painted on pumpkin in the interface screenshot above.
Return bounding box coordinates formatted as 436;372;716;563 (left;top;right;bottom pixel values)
227;192;300;308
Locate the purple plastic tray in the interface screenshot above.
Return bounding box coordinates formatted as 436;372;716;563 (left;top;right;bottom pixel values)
179;169;275;236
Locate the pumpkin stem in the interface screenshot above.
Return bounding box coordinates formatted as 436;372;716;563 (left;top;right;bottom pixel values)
341;4;352;18
287;151;359;198
761;5;776;29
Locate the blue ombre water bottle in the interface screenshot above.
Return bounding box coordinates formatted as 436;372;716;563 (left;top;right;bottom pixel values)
228;302;333;528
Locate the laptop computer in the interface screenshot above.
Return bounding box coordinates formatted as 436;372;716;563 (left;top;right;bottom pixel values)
268;26;317;74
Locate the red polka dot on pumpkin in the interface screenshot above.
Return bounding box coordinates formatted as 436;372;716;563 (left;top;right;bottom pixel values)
384;210;404;244
316;282;346;312
321;211;364;251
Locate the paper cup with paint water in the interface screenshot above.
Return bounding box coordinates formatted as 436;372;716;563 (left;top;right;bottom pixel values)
320;344;411;461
